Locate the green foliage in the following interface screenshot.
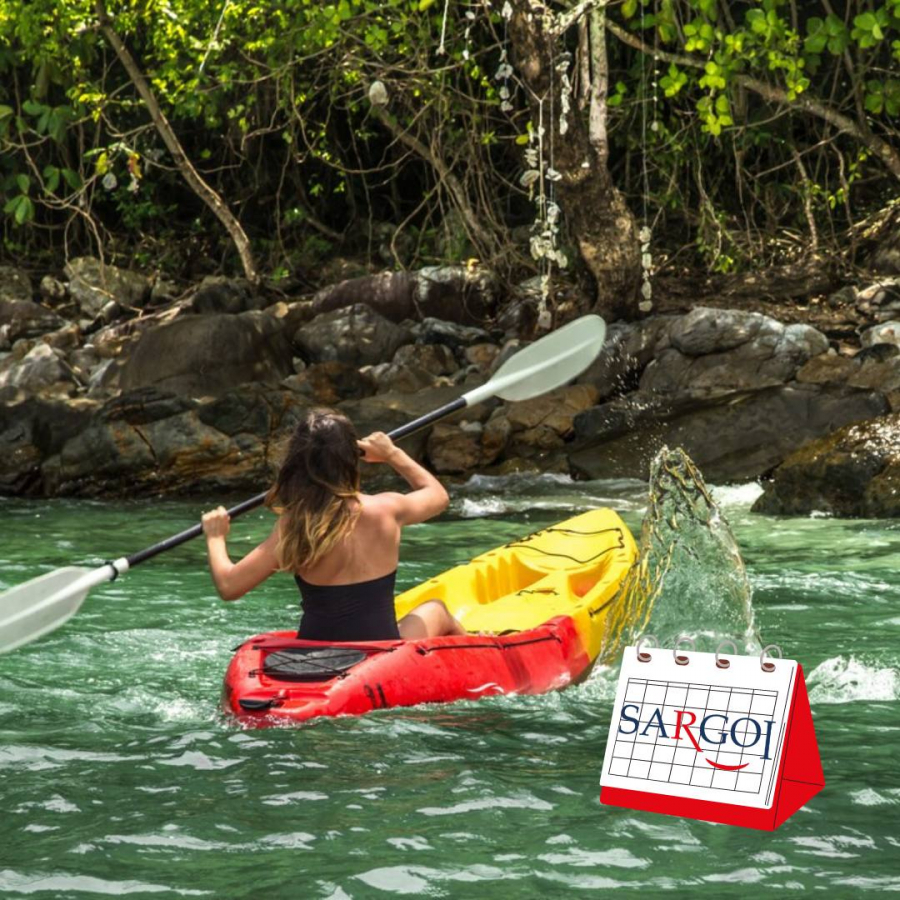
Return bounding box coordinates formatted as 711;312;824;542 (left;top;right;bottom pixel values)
0;0;896;277
865;78;900;116
660;64;688;97
607;81;628;108
804;15;850;56
615;0;900;269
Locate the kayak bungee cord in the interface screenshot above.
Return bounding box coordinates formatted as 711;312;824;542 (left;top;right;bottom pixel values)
506;526;627;565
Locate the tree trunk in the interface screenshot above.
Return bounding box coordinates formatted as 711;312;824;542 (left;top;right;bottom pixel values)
507;0;640;320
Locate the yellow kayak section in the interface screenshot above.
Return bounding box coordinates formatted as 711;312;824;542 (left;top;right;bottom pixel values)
394;508;638;665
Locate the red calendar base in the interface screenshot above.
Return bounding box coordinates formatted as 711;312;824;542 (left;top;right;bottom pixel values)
600;778;822;830
601;665;825;831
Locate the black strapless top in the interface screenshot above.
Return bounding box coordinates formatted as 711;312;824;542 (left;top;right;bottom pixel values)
294;569;401;641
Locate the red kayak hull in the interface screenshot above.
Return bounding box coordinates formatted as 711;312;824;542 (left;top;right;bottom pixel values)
222;615;591;726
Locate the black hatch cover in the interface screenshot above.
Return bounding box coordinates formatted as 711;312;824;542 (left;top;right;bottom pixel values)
263;646;368;682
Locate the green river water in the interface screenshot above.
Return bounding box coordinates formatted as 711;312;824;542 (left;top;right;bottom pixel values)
1;476;899;898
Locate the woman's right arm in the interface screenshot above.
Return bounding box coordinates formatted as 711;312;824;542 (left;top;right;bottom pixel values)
202;508;280;601
358;432;449;525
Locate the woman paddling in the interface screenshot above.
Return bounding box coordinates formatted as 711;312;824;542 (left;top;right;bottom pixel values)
200;407;466;641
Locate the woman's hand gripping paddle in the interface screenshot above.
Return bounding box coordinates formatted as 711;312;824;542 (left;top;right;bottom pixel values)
0;314;607;654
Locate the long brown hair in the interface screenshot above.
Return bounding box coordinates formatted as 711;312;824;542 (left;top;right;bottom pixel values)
265;408;361;572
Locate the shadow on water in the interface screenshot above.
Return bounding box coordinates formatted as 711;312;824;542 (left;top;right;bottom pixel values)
605;446;760;660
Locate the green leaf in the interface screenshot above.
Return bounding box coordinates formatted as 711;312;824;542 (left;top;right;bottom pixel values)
45;169;60;193
658;22;677;43
14;196;34;225
15;173;30;194
828;31;849;55
0;105;13;120
660;63;688;97
3;195;21;215
61;168;82;190
825;14;845;36
804;17;827;54
865;90;883;114
746;9;767;34
622;0;638;18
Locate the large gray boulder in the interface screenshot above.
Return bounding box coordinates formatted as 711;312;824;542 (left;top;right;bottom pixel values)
569;384;888;483
861;321;900;349
64;257;151;318
752;414;900;517
305;265;499;325
38;386;312;497
368;342;460;394
415;317;492;352
119;311;293;396
282;361;376;404
668;307;769;355
641;309;829;394
294;303;412;366
0;265;66;347
0;396;96;493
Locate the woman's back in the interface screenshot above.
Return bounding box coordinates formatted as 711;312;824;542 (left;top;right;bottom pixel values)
295;494;401;586
293;496;403;641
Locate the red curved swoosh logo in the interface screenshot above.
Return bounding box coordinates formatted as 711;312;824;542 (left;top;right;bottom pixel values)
705;758;749;771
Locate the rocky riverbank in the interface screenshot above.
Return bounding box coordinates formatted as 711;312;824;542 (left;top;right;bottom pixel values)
3;259;900;513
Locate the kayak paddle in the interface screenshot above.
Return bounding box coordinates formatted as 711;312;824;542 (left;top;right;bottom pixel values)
0;313;606;654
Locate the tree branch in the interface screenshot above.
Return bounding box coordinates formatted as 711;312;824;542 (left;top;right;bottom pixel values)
605;19;900;181
552;0;606;36
95;0;260;282
368;102;495;254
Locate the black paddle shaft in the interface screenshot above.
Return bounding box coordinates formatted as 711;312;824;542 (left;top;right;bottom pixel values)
123;396;468;570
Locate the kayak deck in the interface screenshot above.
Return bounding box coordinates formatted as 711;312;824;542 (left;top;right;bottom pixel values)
395;508;636;662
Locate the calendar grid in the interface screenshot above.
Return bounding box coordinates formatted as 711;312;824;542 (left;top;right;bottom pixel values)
607;676;780;797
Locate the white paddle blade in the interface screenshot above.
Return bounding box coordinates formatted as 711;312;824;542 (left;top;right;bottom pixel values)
0;566;110;654
464;314;607;405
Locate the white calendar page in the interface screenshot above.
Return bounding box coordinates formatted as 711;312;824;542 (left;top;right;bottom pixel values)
600;648;797;810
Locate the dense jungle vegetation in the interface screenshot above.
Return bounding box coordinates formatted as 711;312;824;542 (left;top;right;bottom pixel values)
1;0;898;316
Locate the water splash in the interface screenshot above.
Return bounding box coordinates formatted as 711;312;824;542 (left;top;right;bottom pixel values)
603;447;759;659
806;656;900;704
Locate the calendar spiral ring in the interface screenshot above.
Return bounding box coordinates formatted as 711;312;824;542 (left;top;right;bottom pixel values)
635;634;659;663
760;644;782;673
673;634;695;666
715;639;738;669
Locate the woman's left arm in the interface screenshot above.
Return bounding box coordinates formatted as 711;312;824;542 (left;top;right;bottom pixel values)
202;506;280;601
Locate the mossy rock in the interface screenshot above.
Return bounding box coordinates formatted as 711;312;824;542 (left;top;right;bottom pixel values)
753;413;900;517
